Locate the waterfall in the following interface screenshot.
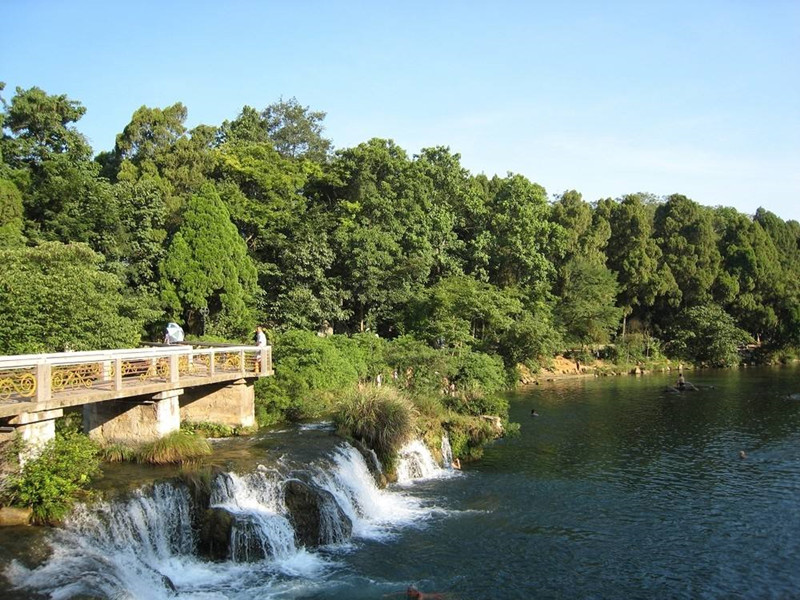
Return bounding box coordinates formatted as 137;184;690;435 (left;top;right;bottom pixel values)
395;439;446;483
311;444;424;540
6;483;194;600
441;433;454;468
211;470;297;561
5;438;450;599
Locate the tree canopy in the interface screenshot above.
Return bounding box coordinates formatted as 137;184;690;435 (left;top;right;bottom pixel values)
1;83;799;369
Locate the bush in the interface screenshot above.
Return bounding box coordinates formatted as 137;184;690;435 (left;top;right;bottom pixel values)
3;431;100;524
666;304;751;367
449;350;508;394
181;421;236;438
334;386;415;466
255;330;360;425
443;390;510;418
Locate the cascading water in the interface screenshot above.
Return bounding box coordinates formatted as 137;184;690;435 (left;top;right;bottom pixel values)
441;432;454;468
4;438;450;599
211;470;296;562
395;439;448;483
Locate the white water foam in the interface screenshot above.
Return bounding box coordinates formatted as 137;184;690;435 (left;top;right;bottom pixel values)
395;439;456;484
5;440;452;599
312;444;425;540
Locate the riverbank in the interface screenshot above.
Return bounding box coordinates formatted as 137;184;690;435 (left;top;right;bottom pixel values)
520;354;684;384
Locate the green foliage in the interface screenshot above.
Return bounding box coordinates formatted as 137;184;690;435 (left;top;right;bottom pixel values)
159;184;258;337
0;242;148;353
449;350;508;394
254;330;360;425
181;420;236;438
4;431;100;524
136;430;211;465
0;178;24;246
555;257;623;346
334;386;415;466
666;304;752;367
444;390;510;418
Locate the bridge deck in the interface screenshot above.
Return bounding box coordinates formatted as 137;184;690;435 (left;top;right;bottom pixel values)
0;345;272;420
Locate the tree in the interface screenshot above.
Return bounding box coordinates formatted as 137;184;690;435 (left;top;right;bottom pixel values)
0;86;119;252
665;304;751;367
0;178;24;246
485;174;564;297
605;194;677;325
653;194;721;308
159;184;258;336
260;97;332;162
325;138;435;333
0;243;147;354
554;257;622;346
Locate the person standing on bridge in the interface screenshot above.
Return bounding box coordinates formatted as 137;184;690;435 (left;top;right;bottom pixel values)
254;326;267;371
254;326;267;348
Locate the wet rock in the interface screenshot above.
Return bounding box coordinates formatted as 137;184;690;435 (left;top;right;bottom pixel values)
283;479;352;547
198;507;235;561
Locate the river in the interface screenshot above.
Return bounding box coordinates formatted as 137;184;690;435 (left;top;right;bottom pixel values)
2;366;799;599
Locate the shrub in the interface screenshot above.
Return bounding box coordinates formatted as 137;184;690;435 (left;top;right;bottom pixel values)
443;390;510;418
136;430;211;465
449;350;508;394
334;386;415;466
4;431;100;524
181;421;236;438
255;330;360;425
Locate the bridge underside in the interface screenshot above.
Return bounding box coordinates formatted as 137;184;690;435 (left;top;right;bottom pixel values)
3;379;257;448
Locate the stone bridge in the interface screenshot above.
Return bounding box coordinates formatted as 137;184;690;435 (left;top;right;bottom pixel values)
0;344;273;448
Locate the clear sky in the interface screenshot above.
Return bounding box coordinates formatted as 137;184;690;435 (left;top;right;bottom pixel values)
3;0;799;221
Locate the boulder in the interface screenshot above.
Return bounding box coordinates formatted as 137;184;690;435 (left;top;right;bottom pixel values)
283;479;352;547
198;507;236;561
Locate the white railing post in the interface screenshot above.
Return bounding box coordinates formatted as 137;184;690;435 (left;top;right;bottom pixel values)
170;354;180;384
35;362;51;403
209;350;216;377
114;358;123;391
240;350;246;376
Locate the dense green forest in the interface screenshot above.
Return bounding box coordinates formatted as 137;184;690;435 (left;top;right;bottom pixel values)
2;83;800;373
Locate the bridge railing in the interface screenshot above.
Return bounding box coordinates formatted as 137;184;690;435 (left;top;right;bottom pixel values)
0;345;272;404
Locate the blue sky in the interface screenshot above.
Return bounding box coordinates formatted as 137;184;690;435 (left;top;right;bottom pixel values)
3;0;799;221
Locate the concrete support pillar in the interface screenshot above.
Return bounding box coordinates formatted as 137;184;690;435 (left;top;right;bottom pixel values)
8;408;63;451
180;379;255;429
83;389;183;445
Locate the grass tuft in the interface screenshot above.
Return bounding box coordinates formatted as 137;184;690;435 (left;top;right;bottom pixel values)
334;386;416;465
136;430;212;465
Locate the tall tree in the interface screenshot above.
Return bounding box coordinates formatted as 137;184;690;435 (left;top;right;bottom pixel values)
325;139;435;333
485;173;564;298
260;97;332;162
653;194;721;308
605;194;677;325
159;184;258;336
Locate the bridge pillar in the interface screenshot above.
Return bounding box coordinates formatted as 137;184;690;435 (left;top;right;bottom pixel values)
83;389;183;445
180;379;255;429
6;409;63;456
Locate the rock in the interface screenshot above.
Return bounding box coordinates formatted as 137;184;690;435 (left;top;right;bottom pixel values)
198;507;236;561
480;415;504;433
284;479;352;547
0;506;32;526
